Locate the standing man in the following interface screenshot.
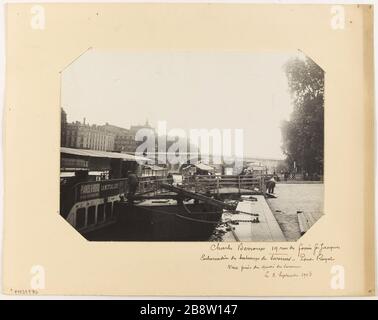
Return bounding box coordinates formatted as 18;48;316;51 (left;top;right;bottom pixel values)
267;176;276;194
167;173;174;185
127;171;139;203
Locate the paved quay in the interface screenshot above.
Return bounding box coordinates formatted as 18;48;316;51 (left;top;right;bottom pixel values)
222;195;286;242
267;183;324;241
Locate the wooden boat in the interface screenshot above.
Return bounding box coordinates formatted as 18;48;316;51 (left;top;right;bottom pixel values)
60;147;231;241
61;176;226;241
85;198;223;241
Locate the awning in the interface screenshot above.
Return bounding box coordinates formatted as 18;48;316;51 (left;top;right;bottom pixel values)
61;147;150;162
195;163;215;172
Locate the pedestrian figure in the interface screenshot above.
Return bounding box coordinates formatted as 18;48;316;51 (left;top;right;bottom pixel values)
267;176;276;194
127;171;139;203
167;173;174;185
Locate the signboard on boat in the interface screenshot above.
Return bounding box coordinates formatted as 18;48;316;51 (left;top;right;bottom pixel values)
77;180;127;201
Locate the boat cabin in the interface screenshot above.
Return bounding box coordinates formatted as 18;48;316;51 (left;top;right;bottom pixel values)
60;147;150;234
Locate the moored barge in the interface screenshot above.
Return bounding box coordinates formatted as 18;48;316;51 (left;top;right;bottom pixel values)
60;147;226;241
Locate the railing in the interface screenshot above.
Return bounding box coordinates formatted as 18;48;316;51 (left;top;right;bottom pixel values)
61;176;169;211
182;175;265;195
275;173;324;182
137;176;168;195
60;174;267;217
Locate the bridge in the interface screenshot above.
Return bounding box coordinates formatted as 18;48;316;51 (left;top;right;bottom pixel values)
137;174;268;198
134;151;283;174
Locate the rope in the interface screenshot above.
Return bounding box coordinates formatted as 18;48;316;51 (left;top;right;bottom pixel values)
182;202;192;214
175;214;259;225
234;210;259;217
137;204;223;225
126;200;261;225
175;213;222;225
230;228;240;241
229;219;259;223
141;205;221;216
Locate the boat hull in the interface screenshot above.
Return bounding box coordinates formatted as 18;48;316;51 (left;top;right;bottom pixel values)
84;201;223;241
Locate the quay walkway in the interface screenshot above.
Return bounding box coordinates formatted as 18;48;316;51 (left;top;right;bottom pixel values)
223;195;286;242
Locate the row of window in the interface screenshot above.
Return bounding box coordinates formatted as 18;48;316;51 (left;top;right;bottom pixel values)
76;201;120;229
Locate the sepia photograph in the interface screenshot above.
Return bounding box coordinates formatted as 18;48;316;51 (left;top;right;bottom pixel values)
59;50;324;242
60;49;324;242
2;2;375;299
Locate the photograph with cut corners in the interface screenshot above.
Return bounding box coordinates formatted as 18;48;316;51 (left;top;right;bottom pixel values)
60;50;324;242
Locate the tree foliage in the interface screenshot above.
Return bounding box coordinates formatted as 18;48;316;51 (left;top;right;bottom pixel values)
281;56;324;175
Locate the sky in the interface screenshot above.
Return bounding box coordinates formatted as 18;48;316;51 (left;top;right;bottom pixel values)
62;50;302;159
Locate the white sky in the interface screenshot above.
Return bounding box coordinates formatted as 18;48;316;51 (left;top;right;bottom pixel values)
62;50;301;159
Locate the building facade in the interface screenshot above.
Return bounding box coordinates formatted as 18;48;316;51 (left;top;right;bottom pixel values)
61;108;67;147
61;109;157;153
62;118;115;152
102;124;138;153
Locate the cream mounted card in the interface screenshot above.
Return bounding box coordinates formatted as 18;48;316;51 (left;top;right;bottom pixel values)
1;3;375;296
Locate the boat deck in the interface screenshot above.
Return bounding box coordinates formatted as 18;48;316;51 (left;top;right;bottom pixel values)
223;195;286;242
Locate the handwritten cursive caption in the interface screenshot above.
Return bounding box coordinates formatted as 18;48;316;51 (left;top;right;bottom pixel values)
200;242;341;279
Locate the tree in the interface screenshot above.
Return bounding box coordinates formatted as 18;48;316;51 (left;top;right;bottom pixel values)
281;56;324;176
